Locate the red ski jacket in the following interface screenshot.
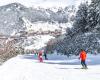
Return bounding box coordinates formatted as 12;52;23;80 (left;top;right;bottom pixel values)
80;50;87;61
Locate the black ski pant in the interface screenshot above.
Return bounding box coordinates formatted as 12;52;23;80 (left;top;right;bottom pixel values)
81;60;87;68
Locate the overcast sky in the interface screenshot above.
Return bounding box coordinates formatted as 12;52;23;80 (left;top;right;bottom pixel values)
0;0;91;8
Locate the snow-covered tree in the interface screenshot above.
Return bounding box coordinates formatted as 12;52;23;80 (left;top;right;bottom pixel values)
73;2;88;34
48;1;100;55
87;0;100;31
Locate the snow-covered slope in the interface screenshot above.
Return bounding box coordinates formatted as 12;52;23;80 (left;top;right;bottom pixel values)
24;35;55;50
0;54;100;80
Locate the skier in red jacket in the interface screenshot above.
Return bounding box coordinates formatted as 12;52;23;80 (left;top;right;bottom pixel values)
79;49;87;69
38;51;43;62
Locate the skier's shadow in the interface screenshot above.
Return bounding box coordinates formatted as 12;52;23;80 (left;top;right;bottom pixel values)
58;67;73;69
44;61;67;65
58;67;85;70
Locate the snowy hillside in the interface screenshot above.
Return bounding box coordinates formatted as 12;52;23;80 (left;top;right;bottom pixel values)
24;35;55;50
0;0;90;36
0;54;100;80
0;2;76;51
0;2;76;36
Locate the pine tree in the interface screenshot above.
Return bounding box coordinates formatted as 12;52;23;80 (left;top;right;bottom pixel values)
73;3;88;34
87;0;100;30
